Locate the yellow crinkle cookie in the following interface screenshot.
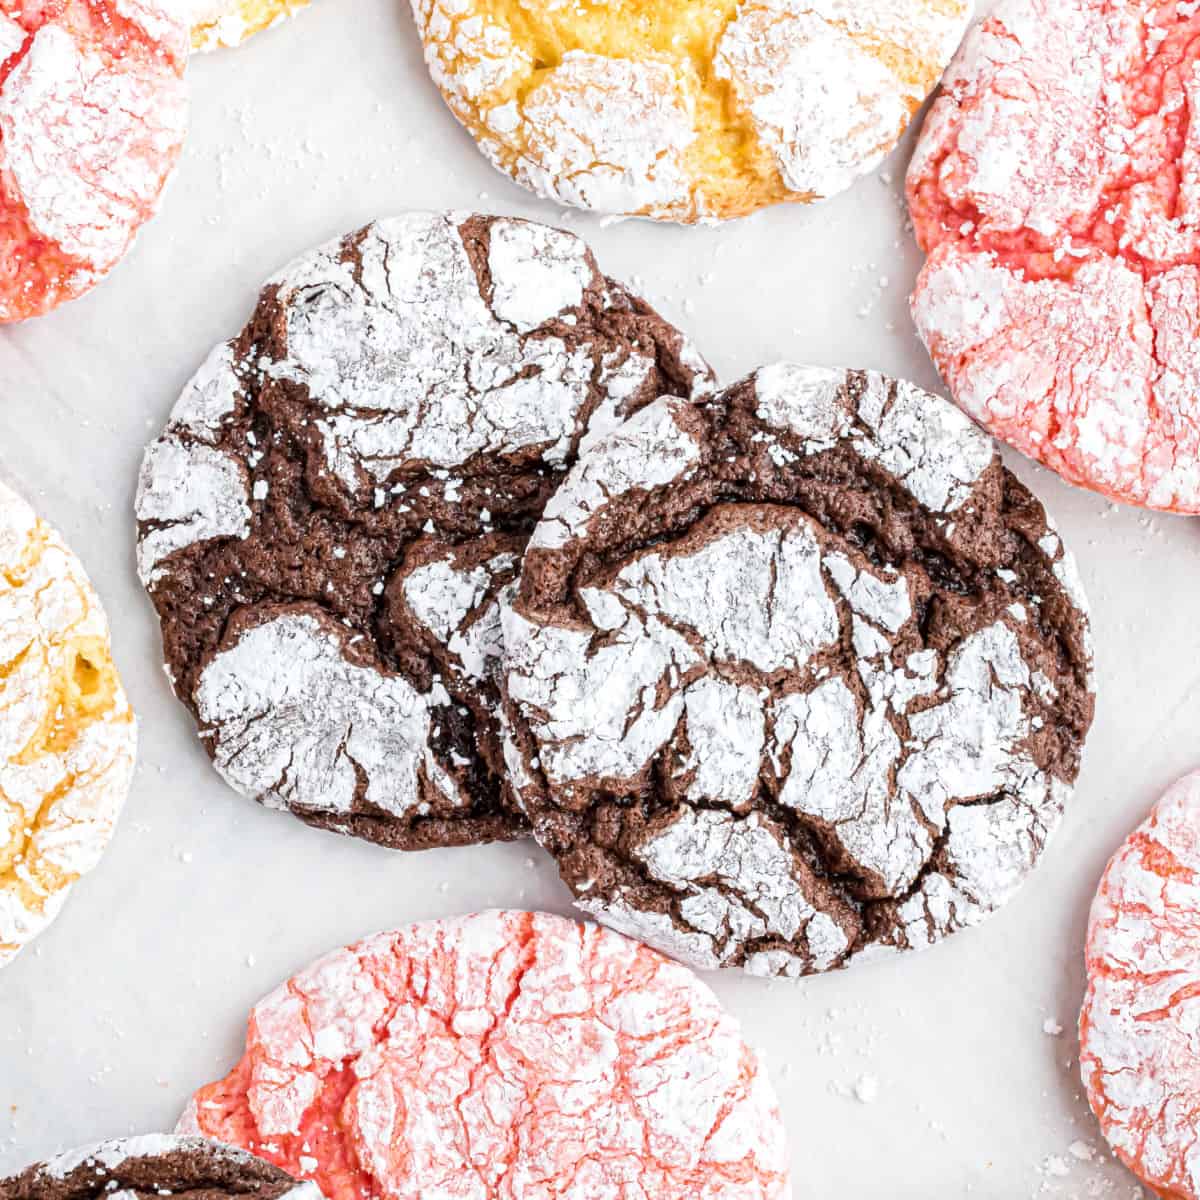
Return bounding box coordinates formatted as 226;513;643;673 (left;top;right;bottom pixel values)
0;481;136;967
191;0;310;52
410;0;972;222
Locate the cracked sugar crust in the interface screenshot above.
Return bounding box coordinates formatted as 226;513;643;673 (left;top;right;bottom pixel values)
189;0;309;51
178;910;791;1200
135;211;713;852
0;480;136;969
503;364;1095;978
908;0;1200;512
409;0;972;223
0;0;188;322
1080;770;1200;1200
2;1135;326;1200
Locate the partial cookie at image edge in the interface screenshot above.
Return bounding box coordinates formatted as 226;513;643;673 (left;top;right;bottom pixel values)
410;0;973;222
0;0;189;321
907;0;1200;512
1081;770;1200;1200
0;479;137;969
1;1134;325;1200
190;0;311;52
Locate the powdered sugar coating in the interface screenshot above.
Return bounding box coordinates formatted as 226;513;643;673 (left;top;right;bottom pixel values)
181;910;791;1200
505;365;1094;976
136;343;251;589
0;0;187;321
190;0;310;52
194;609;461;822
410;0;972;222
908;0;1200;511
1080;770;1200;1198
0;480;136;968
136;212;712;850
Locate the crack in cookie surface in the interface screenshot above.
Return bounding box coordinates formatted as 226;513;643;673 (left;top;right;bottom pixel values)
179;910;791;1200
2;1134;324;1200
135;212;712;851
503;363;1095;976
0;480;136;968
410;0;972;221
908;0;1200;510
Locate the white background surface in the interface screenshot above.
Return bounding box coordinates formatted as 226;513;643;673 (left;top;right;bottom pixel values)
0;1;1183;1194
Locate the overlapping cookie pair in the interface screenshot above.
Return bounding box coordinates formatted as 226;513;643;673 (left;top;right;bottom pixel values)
136;210;1097;981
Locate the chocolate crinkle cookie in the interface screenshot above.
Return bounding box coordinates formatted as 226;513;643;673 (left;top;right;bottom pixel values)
0;1135;322;1200
502;364;1095;978
134;211;713;851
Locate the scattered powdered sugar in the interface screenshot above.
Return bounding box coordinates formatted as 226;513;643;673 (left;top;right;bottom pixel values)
0;481;137;969
181;910;792;1199
193;610;459;820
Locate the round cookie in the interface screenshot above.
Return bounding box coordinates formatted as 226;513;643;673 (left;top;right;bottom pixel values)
0;0;189;322
179;909;792;1200
135;211;713;851
2;1135;324;1200
909;0;1200;512
1080;771;1200;1199
502;364;1095;978
410;0;972;223
190;0;309;52
0;480;136;968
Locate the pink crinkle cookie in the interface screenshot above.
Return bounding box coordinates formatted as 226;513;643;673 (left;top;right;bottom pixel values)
907;0;1200;512
179;910;792;1200
0;0;188;322
1081;771;1200;1199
